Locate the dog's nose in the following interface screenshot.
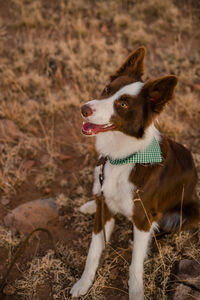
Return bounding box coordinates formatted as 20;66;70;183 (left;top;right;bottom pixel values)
81;104;93;117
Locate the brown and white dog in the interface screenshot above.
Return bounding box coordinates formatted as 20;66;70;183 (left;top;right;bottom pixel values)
70;47;200;300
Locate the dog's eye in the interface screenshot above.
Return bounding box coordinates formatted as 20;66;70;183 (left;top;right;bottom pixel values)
118;95;129;109
121;102;128;108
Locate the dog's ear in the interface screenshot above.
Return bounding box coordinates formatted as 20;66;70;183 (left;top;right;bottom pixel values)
141;75;178;114
110;47;146;82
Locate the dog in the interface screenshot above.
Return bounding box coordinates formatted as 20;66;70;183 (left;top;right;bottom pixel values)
70;47;200;300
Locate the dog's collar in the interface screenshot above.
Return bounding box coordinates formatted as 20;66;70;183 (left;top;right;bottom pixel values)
107;137;162;165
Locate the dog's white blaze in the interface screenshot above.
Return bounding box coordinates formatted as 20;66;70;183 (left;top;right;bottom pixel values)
85;81;144;125
70;218;115;297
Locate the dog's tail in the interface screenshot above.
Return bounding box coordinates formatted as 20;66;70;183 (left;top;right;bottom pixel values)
158;201;200;232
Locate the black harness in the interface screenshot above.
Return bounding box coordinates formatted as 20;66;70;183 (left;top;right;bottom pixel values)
96;156;108;244
97;156;107;187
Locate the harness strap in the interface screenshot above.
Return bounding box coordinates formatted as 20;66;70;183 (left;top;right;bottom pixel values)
96;156;107;245
96;156;107;187
101;193;107;246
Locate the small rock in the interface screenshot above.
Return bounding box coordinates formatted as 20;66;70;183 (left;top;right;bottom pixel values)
178;259;200;276
4;198;58;234
3;284;16;295
1;197;10;205
173;283;200;300
176;259;200;289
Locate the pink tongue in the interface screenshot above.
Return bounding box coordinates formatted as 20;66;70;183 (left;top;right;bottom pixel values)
82;122;115;135
82;122;102;135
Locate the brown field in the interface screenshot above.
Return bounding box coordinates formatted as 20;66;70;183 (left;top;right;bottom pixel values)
0;1;200;299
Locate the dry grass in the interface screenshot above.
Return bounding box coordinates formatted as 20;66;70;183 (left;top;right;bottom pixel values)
0;226;21;249
0;0;199;299
15;249;73;300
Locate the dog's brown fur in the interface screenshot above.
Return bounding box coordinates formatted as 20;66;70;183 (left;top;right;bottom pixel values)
131;137;199;232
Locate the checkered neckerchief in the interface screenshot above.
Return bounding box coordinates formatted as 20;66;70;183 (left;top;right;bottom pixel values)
108;138;162;165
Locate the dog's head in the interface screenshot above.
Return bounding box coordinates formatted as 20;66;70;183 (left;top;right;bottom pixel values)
81;47;178;138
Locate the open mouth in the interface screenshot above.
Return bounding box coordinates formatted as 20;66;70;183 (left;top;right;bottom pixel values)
82;122;115;136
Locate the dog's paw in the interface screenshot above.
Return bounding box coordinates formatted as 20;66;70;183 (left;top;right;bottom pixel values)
79;200;96;214
129;289;144;300
70;278;92;297
128;284;144;300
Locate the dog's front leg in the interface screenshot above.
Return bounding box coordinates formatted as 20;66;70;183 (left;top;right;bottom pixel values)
70;198;114;298
129;225;153;300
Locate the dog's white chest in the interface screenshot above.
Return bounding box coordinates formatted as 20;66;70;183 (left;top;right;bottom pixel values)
102;162;135;219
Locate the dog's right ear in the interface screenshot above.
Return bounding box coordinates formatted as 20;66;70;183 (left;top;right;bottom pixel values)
110;47;146;82
141;75;178;115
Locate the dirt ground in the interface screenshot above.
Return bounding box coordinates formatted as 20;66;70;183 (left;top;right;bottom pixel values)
0;1;200;299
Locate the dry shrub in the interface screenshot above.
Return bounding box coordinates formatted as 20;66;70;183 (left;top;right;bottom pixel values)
0;226;21;248
14;249;73;300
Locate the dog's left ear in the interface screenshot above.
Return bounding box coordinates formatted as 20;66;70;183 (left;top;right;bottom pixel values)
110;47;146;82
141;75;178;114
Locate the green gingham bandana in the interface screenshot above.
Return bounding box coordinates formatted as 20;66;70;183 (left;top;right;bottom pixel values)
108;138;162;165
